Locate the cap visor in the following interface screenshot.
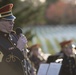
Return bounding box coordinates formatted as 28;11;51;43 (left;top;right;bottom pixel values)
3;15;16;20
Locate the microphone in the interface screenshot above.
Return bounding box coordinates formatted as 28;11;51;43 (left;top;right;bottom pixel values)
16;27;28;51
16;27;22;35
16;27;25;39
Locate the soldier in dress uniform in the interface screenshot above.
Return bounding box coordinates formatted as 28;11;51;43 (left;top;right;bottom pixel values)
28;44;46;72
59;40;76;75
0;3;28;75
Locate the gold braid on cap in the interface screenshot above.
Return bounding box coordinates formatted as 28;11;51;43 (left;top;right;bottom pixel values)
0;11;12;18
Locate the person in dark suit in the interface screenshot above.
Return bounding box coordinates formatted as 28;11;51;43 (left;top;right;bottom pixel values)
0;3;28;75
59;40;76;75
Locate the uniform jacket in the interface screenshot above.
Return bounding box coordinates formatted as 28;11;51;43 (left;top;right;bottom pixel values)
0;31;25;75
59;54;76;75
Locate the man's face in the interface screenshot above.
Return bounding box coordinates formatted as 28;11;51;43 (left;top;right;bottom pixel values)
0;19;14;33
63;44;75;56
32;47;42;56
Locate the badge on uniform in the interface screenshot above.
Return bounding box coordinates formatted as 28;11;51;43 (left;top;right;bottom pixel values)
0;51;4;62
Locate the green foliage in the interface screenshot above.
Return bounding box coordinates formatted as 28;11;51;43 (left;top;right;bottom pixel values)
14;4;46;27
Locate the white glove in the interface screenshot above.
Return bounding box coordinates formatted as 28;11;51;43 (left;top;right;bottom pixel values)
17;34;27;51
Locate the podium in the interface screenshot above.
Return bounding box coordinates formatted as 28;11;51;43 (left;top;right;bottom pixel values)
37;63;62;75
